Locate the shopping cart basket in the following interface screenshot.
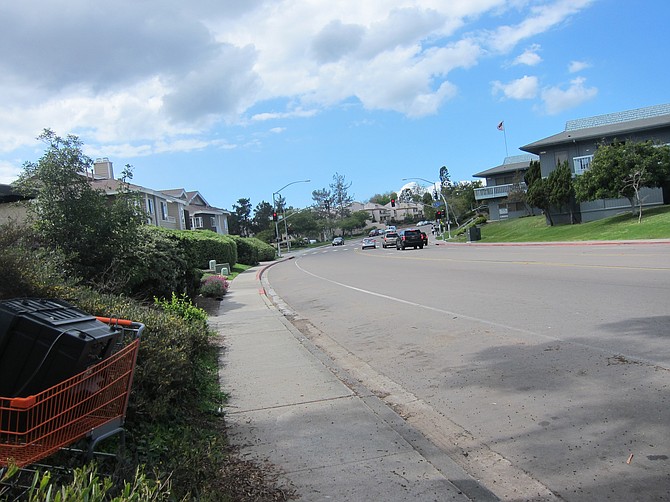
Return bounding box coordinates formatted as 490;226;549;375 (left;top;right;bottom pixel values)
0;317;143;468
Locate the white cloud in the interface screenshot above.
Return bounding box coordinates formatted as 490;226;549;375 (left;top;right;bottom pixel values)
251;109;319;121
0;160;22;184
568;60;591;73
513;44;543;66
541;77;598;114
485;0;594;53
492;75;539;100
0;0;595;156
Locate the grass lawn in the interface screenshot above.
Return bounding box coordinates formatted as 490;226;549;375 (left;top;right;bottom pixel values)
451;205;670;243
227;263;251;280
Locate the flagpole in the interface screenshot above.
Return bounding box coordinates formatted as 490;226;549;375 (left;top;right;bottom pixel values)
498;120;509;157
503;127;509;157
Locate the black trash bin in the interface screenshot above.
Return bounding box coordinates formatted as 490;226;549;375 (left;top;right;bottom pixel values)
467;226;481;242
0;298;123;397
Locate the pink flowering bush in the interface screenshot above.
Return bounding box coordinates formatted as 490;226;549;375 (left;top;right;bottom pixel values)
200;275;230;298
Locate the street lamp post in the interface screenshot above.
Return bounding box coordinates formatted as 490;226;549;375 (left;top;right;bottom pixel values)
272;179;310;256
402;177;451;239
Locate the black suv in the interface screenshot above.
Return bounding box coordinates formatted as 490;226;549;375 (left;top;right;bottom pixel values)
396;229;424;250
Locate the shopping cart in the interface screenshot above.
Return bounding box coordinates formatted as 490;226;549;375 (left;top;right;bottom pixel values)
0;317;143;469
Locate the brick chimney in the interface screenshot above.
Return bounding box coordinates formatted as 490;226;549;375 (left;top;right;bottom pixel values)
93;158;114;179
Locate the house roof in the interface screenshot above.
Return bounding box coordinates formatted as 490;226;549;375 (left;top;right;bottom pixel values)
521;103;670;154
473;154;538;178
90;178;185;205
0;183;32;202
159;188;229;215
160;188;188;199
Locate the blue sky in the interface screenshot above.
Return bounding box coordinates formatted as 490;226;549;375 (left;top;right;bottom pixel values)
1;0;668;210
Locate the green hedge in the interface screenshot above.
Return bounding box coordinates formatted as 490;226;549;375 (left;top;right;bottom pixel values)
229;235;276;265
119;226;201;300
169;229;238;269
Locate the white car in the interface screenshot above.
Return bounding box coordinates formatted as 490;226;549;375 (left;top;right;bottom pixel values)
361;238;377;249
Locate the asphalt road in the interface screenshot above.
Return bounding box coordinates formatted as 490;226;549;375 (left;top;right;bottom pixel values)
265;238;670;501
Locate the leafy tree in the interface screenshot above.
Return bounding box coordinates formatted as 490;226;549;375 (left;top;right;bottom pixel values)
340;211;369;236
446;181;483;224
548;161;576;223
574;140;670;222
399;187;414;203
231;197;253;236
252;200;274;234
524;160;554;225
312;187;334;238
369;193;392;205
312;188;333;217
274;194;286;213
330;172;354;219
505;171;532;216
15;129;144;285
439;165;452;191
288;209;319;239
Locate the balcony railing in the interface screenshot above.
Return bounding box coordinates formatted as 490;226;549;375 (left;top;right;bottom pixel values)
474;182;526;200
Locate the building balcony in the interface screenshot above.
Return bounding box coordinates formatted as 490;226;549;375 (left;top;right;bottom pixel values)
474;182;527;200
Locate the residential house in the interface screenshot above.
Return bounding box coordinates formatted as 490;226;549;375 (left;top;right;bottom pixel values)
160;189;230;235
0;184;32;224
347;201;391;225
473;154;541;221
89;159;188;230
1;158;230;234
520;103;670;223
348;200;424;226
389;200;424;223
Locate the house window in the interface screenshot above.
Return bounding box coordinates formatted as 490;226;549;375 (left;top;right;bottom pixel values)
573;155;593;176
147;198;154;214
160;202;168;220
191;216;203;228
555;151;568;167
210;216;216;227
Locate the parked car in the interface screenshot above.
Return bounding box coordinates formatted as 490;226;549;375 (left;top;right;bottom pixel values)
361;238;377;249
396;229;424;250
381;232;398;248
332;236;344;246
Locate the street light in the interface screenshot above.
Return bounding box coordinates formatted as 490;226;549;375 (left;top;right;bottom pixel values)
402;177;451;239
272;179;310;256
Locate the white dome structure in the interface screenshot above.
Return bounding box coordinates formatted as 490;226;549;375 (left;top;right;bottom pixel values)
398;181;425;195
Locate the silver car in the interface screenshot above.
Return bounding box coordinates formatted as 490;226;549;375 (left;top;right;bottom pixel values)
381;232;398;248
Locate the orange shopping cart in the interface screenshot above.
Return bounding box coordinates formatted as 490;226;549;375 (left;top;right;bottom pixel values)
0;313;143;469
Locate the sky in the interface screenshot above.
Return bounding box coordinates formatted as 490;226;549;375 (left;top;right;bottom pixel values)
1;0;668;211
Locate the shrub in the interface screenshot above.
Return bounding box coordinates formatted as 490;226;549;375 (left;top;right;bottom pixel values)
230;235;276;265
154;292;208;328
118;226;202;300
174;229;237;269
200;275;230;298
0;221;75;300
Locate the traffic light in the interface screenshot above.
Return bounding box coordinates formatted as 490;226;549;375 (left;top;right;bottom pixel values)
391;198;396;207
436;210;442;219
272;211;278;222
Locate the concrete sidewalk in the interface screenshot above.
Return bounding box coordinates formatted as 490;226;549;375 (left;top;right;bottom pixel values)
211;263;497;501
